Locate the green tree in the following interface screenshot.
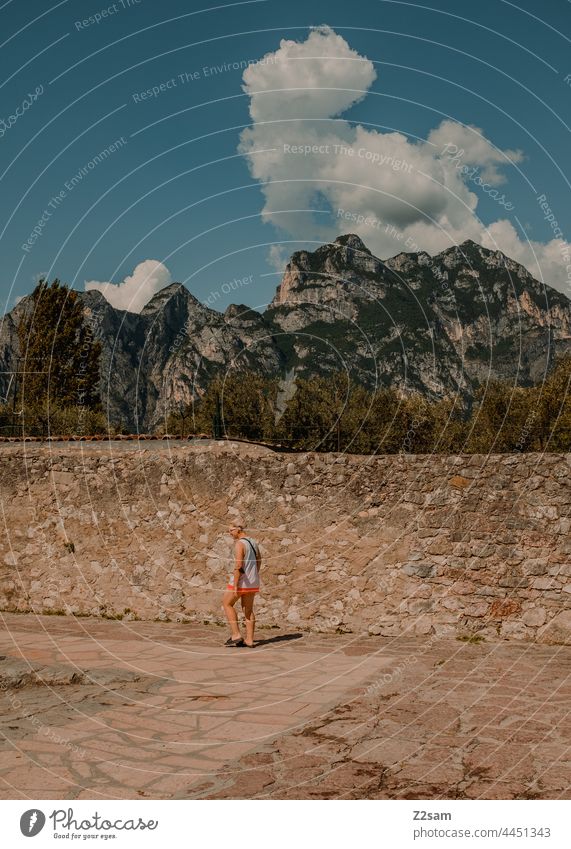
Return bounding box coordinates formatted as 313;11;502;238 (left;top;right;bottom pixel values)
364;387;404;453
0;402;13;436
530;355;571;451
171;372;278;441
397;394;437;454
276;374;352;451
277;376;329;449
429;397;467;454
276;373;383;452
170;358;571;454
465;381;534;453
16;279;102;435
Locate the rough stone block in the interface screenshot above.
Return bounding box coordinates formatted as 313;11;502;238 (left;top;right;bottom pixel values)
537;610;571;645
402;562;435;578
522;607;547;627
449;475;470;489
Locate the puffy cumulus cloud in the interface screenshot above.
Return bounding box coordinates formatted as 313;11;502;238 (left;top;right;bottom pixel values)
243;24;377;122
240;26;571;295
428;120;524;185
85;259;172;313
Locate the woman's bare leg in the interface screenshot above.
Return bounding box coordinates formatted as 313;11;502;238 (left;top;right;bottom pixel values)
222;590;242;640
241;593;256;646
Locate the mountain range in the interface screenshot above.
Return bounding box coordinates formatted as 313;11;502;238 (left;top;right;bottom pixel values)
2;234;570;431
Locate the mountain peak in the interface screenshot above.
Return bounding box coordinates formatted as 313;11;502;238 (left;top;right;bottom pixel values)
140;282;192;315
334;233;371;254
224;303;263;322
270;234;383;307
434;239;537;280
80;289;108;308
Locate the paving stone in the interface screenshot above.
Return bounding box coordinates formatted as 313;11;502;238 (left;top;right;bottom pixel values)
1;613;570;800
0;613;388;799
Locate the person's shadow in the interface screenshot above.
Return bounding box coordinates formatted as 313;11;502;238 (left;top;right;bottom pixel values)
252;632;303;647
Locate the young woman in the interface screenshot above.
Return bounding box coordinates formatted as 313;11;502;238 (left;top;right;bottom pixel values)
222;524;261;648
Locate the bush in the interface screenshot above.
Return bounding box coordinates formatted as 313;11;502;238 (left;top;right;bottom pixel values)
164;356;571;454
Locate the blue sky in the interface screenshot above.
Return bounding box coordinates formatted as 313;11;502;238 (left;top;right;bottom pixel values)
1;0;570;314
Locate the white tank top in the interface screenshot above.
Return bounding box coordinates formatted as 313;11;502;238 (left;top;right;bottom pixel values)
229;536;260;589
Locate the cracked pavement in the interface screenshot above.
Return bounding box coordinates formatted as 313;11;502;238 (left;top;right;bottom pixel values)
1;613;570;799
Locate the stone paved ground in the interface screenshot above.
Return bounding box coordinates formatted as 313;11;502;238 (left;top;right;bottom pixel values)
0;613;570;800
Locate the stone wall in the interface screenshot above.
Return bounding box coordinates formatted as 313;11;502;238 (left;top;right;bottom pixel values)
0;443;570;642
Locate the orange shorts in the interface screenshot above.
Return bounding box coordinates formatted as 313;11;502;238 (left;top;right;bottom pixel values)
226;585;259;594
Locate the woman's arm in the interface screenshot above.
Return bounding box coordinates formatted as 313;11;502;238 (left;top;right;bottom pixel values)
233;539;245;590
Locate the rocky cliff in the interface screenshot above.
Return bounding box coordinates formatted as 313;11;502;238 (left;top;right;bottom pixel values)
265;235;571;397
2;236;570;430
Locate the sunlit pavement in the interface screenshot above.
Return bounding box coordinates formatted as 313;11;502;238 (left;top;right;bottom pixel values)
0;613;393;799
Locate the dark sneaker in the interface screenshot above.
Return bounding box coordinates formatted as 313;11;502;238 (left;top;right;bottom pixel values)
224;637;245;647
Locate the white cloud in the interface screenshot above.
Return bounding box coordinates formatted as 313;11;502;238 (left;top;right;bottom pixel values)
427;120;524;185
243;24;377;122
240;26;571;296
267;244;290;272
85;260;172;313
